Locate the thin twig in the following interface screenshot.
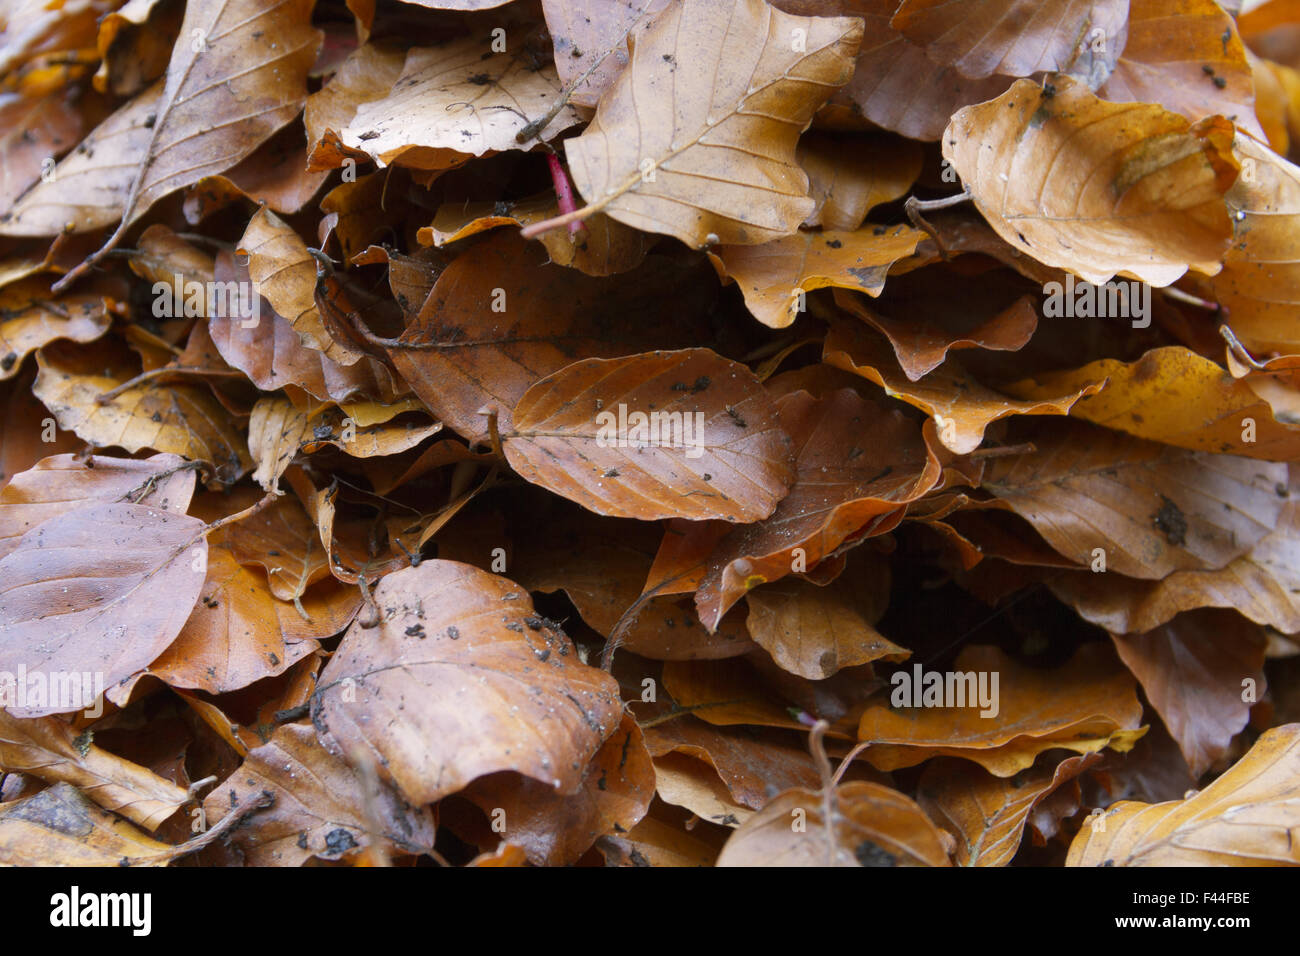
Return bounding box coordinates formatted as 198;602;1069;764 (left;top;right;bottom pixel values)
186;774;218;800
521;203;602;238
344;744;392;867
514;7;650;144
905;188;971;260
202;489;281;538
96;366;245;405
830;741;872;788
120;460;206;503
1160;285;1220;311
637;699;749;728
807;720;838;866
130;790;275;864
907;189;973;212
478;405;507;465
174;233;237;252
967;441;1036;460
357;572;383;628
1219;323;1264;369
600;557;706;670
272;702;310;726
599;586;658;671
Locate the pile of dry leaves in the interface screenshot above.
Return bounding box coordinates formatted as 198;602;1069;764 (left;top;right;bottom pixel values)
1;0;1299;868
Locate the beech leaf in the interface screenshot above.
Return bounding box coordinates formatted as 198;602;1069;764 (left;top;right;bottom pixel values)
0;501;207;717
562;0;864;247
504;348;796;522
312;560;623;805
942;75;1238;286
1067;724;1300;866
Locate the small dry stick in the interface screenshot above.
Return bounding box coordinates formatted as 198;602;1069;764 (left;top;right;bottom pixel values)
1160;285;1220;311
513;7;651;144
128;789;276;865
120;460;207;503
357;572;383;629
637;699;749;729
477;405;508;464
1219;323;1265;369
905;188;972;260
272;701;310;726
202;489;281;539
804;720;840;866
520;200;607;239
95;366;245;405
600;596;648;670
343;744;392;867
830;741;873;789
968;441;1036;460
599;565;698;671
186;774;218;800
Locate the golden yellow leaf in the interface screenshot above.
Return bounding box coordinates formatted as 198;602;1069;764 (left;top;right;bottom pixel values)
1005;346;1300;459
712;225;921;328
943;75;1238;286
0;708;187;831
1199;134;1300;354
33;342;251;482
1068;723;1300;865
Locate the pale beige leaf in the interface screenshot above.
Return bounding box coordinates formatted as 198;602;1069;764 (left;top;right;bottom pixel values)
0;82;162;237
717;781;952;866
563;0;864;247
540;0;672;109
70;0;322;265
304;42;405;169
239;206;364;365
340;37;581;169
248;396;308;493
